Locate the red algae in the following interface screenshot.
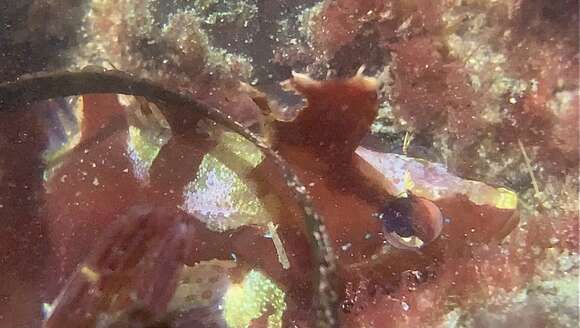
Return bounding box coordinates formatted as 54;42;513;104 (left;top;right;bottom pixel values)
275;70;379;163
0;1;577;327
1;69;525;327
390;36;476;136
276;0;578;197
31;88;324;326
44;206;189;327
268;71;385;265
505;41;580;166
309;0;388;57
341;214;579;328
43;94;144;289
262;72;521;322
0;105;50;327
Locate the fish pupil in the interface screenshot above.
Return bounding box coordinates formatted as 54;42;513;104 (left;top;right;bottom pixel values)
380;198;415;238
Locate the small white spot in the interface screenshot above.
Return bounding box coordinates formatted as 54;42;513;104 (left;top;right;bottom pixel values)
341;243;352;251
92;177;100;186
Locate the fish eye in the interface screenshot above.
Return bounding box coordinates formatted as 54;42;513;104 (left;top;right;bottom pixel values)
378;195;443;250
381;198;415;236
